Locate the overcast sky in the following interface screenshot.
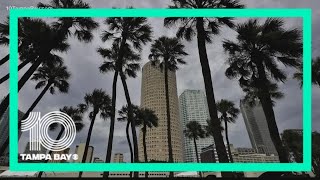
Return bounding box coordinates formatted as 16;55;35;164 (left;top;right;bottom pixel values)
0;0;319;163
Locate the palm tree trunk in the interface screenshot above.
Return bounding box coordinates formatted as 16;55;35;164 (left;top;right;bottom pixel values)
103;71;118;179
0;80;50;156
0;58;32;85
256;62;289;163
224;120;233;163
21;83;51;121
193;137;202;178
142;125;148;178
164;59;174;178
195;18;229;163
0;56;44;123
193;137;200;163
126;121;133;178
0;54;9;66
38;126;65;178
119;72;139;178
78;112;97;178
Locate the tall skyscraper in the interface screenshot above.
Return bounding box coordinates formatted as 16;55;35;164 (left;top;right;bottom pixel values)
240;100;278;155
113;153;124;163
179;90;214;162
74;143;94;163
0;108;24;157
139;61;183;162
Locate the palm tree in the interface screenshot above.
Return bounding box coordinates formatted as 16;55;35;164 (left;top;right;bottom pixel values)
38;0;98;42
78;89;111;178
138;108;158;178
216;99;239;163
0;18;9;66
97;41;141;177
0;0;98;121
21;62;70;120
293;57;320;87
184;121;205;178
101;17;152;178
0;18;50;84
117;105;141;178
0;61;70;156
117;105;158;178
0;18;64;85
164;0;244;164
0;19;70;122
37;106;84;178
149;36;187;177
223;18;302;162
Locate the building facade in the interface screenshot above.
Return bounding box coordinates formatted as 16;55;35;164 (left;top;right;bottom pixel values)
240;100;278;155
139;61;183;162
200;144;279;163
93;157;104;163
179;90;214;162
233;154;279;163
200;144;236;163
74;144;93;163
113;153;124;163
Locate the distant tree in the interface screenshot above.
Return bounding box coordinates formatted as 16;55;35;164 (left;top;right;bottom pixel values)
216;99;240;163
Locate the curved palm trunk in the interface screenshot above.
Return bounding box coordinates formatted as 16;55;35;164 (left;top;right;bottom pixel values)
103;71;118;179
78;112;97;178
195;18;229;163
119;72;139;178
193;137;202;178
0;81;51;156
142;125;148;178
0;55;44;123
126;121;133;178
0;54;9;66
224;120;233;163
256;62;289;163
38;126;65;178
164;60;174;178
0;58;32;85
21;83;51;121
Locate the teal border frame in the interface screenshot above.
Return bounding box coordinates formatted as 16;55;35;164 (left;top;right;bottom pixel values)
9;8;312;172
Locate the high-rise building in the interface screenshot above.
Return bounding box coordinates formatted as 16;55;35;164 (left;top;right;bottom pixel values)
179;90;214;162
74;144;93;163
139;61;183;162
113;153;124;163
0;109;24;157
240;100;278;155
49;148;70;163
200;144;279;163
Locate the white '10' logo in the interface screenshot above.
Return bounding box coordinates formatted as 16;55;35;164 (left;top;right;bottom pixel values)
21;111;76;152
